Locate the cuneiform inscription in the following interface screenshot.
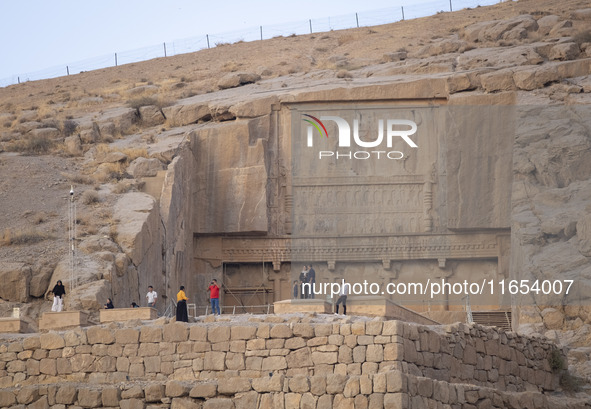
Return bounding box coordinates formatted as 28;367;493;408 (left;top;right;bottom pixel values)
293;183;423;235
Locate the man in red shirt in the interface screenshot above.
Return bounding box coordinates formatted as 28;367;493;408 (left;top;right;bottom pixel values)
207;279;221;315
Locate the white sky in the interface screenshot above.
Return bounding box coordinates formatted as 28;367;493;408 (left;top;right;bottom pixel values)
0;0;491;81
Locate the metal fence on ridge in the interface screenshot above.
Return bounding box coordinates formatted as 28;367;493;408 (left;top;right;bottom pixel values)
0;0;503;88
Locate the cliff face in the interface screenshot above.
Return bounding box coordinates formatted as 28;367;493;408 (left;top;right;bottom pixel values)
0;1;590;379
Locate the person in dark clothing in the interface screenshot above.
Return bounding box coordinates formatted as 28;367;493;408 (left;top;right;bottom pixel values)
292;280;299;299
299;266;308;299
335;282;350;315
104;298;114;309
307;265;316;299
130;302;139;308
176;285;189;322
51;280;66;312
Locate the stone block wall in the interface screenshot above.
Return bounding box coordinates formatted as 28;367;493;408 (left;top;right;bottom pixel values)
0;317;563;388
0;370;585;409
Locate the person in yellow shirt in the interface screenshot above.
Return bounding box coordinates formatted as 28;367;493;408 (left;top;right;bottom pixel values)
176;285;189;322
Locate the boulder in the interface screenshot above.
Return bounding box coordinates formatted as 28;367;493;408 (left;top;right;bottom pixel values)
162;100;211;127
536;15;561;36
571;8;591;20
80;127;100;144
79;235;120;254
68;279;112;311
0;262;30;302
416;38;465;57
513;66;559;91
17;121;43;133
479;69;516;92
548;43;580;61
462;14;537;42
139;105;165;126
49;255;108;295
127;157;164;178
549;21;575;37
229;96;277;118
217;72;261;90
542;308;565;330
100;151;128;163
456;45;543;70
64;135;83;156
30;127;60;139
29;263;54;298
95;107;138;135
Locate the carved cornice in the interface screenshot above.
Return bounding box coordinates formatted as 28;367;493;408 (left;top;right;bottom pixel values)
212;232;505;264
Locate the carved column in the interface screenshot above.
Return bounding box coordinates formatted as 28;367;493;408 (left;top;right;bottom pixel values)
272;277;282;302
423;181;433;232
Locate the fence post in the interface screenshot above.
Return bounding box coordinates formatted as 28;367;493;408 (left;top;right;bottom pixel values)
309;19;312;34
18;76;20;84
260;26;263;40
163;42;167;57
66;66;69;76
356;13;359;28
206;34;210;49
449;0;453;11
115;53;118;66
401;6;405;20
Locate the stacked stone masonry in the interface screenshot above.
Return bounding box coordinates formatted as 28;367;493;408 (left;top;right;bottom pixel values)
0;316;574;409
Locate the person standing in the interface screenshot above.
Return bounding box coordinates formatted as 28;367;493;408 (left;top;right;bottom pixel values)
207;279;221;315
51;280;66;312
335;282;350;315
292;280;299;299
176;285;189;322
146;286;157;308
307;264;316;299
299;266;308;299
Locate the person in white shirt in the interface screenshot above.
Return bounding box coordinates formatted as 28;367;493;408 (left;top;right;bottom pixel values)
146;286;157;307
335;282;350;315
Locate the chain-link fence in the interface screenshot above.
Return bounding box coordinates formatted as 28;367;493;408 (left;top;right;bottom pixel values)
0;0;502;88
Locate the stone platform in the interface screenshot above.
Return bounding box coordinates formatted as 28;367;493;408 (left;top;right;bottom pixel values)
0;317;26;333
99;307;157;323
274;296;438;325
273;299;332;314
38;311;88;332
347;296;439;325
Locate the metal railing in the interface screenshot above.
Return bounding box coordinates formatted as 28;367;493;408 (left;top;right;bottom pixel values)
202;304;274;316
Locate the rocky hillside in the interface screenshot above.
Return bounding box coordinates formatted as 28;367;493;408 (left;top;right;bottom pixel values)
0;0;591;387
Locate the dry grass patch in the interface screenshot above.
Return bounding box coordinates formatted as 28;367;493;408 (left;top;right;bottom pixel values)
63;172;94;185
1;228;48;246
81;189;100;205
94;162;126;183
127;95;174;110
222;61;241;72
112;180;137;194
6;135;54;155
